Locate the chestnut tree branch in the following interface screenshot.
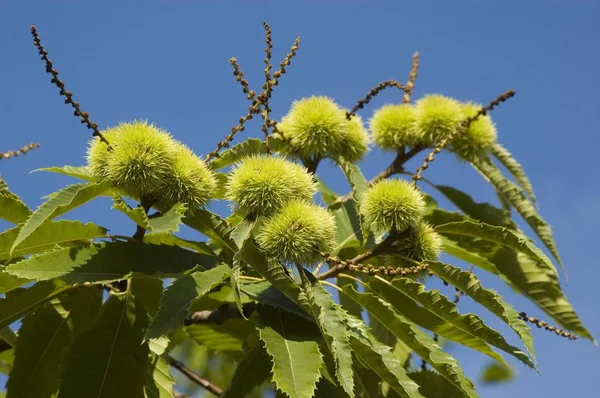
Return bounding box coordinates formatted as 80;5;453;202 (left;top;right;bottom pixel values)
166;354;223;396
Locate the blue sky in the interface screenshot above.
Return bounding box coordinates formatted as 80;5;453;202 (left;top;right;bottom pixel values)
1;1;599;397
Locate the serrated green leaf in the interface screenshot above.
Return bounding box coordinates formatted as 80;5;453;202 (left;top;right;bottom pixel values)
230;265;246;320
318;179;363;252
254;305;323;398
338;277;363;319
184;209;237;257
341;285;477;397
6;287;102;398
343;313;424;398
112;196;151;229
145;355;175;398
370;278;504;365
6;241;217;283
439;237;498;274
338;160;369;244
145;264;230;339
435;220;558;275
300;270;355;397
143;234;215;255
421;181;514;227
490;143;536;205
34;165;96;182
427;261;535;360
231;219;254;250
493;248;594;341
439;230;592;341
1;220;107;261
0;194;31;224
0;272;30;295
222;334;272;398
11;181;113;254
147;203;187;235
58;293;150;398
208;137;283;170
238;238;311;315
0;280;71;329
408;370;462;398
470;156;562;273
240;281;309;321
187;318;255;359
339;160;368;203
371;277;535;369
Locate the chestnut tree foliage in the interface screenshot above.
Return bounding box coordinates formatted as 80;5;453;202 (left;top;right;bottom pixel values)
0;24;593;398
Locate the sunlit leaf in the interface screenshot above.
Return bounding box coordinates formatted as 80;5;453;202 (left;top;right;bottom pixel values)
11;181;113;254
343;312;425;398
300;270;354;397
490;143;536;205
145;354;175;398
493;248;594;341
319;179;362;252
427;261;535;359
184;209;237;257
341;285;477;397
208;137;283;170
0;271;29;295
6;241;217;283
34;165;96;182
469;156;563;273
255;305;323;398
434;220;558;275
0;194;30;224
112;196;150;229
370;277;531;367
1;220;107;261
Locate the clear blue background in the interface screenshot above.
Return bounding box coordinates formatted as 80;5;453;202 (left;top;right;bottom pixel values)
1;1;599;397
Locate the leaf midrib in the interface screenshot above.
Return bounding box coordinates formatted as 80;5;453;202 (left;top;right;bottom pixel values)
97;295;129;398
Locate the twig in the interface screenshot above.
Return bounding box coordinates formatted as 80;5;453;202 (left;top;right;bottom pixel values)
230;57;255;101
205;26;300;163
412;89;515;186
403;52;420;104
518;312;578;341
346;80;410;119
166;355;223;396
317;233;408;280
30;26;111;148
132;194;154;241
184;302;256;325
261;22;274;155
319;253;428;281
0;142;40;160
